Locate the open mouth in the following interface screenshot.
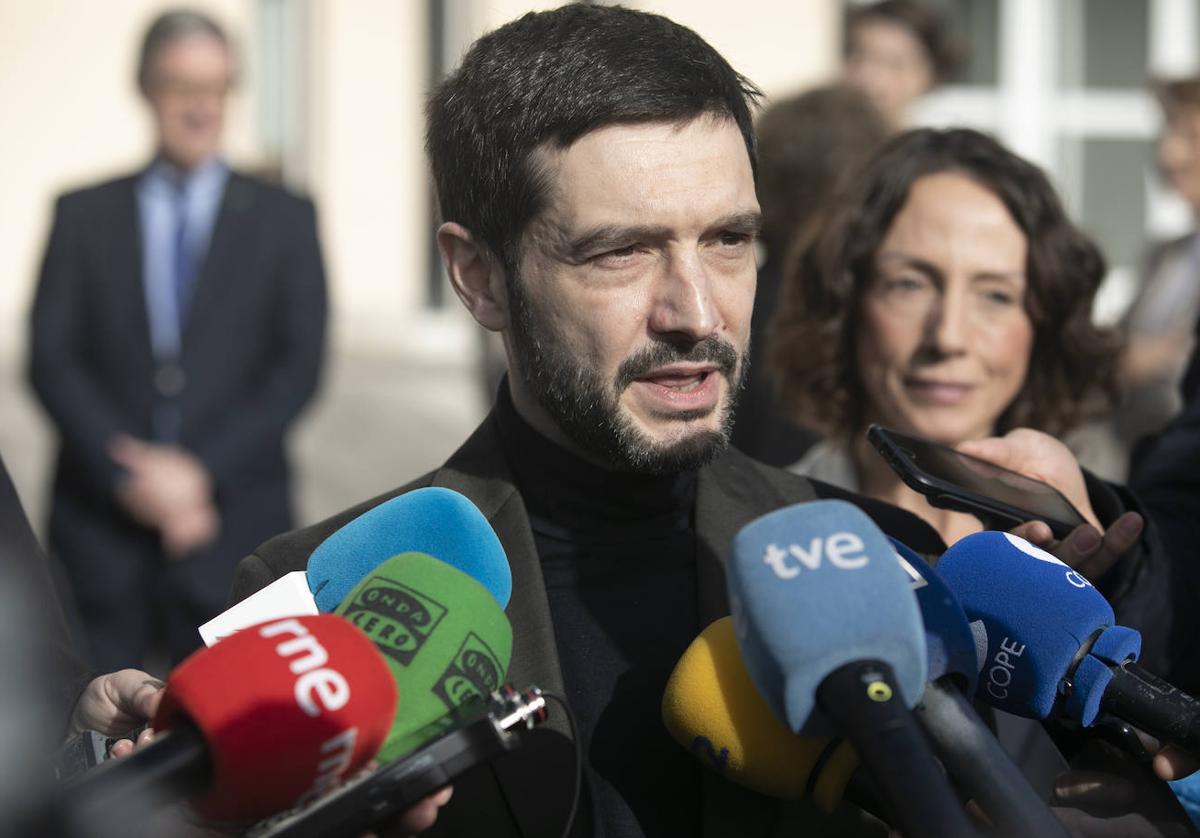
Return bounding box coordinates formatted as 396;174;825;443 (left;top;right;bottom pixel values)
641;370;713;391
629;367;722;413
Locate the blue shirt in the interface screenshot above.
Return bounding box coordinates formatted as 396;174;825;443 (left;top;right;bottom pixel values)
135;157;230;360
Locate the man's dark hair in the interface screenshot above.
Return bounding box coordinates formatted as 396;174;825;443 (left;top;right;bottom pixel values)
426;3;762;274
845;0;965;84
769;127;1120;441
137;9;230;92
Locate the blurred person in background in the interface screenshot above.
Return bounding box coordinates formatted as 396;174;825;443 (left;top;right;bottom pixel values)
768;128;1190;679
1113;78;1200;458
842;0;963;132
731;85;889;465
28;9;327;672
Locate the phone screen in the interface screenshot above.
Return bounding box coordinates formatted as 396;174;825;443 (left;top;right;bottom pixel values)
869;426;1086;530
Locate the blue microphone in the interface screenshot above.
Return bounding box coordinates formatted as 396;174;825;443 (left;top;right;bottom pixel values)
306;487;512;611
890;538;980;695
938;531;1200;757
892;539;1068;838
729;500;976;838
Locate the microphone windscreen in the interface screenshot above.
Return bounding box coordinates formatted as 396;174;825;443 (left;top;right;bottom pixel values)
889;537;980;694
728;500;928;736
935;531;1140;722
153;614;396;822
334;552;513;762
308;487;511;611
663;617;857;810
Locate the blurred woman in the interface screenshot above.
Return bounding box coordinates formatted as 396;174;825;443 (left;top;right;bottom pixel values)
1116;78;1200;453
843;0;963;131
769;128;1121;546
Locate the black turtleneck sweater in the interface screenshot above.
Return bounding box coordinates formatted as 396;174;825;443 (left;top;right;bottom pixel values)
494;385;704;838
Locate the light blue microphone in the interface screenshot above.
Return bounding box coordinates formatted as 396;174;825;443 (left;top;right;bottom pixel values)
728;500;975;837
307;487;512;611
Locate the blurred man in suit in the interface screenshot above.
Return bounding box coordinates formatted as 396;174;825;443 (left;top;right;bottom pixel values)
29;10;327;671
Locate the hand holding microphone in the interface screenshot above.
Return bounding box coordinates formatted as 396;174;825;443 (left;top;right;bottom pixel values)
59;614;396;827
70;669;165;747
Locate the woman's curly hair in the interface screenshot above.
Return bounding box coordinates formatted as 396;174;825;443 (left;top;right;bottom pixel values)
767;127;1121;442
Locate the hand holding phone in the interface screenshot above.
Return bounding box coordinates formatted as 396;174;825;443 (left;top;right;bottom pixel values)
868;425;1088;538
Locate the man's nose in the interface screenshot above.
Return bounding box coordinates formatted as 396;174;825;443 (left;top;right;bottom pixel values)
648;252;719;342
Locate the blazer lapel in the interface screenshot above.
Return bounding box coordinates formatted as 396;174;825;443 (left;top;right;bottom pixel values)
114;178;152;363
431;415;575;838
429;414;567;710
694;447;818;626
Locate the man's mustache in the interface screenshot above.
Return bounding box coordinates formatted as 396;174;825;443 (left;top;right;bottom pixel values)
616;337;740;390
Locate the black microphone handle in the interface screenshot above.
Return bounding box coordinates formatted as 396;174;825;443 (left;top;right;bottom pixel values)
914;679;1069;838
1101;660;1200;757
64;722;212;821
817;659;978;838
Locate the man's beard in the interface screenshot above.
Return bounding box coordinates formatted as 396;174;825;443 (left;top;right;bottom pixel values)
507;276;747;474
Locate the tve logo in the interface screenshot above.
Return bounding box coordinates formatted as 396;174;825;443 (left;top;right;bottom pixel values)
763;532;868;579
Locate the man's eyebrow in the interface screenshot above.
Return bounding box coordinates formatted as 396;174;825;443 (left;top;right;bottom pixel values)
562;210;763;260
563;224;671;259
712;211;763;236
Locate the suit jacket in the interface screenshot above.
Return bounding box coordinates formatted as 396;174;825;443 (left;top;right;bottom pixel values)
0;452;92;735
29;169;327;602
231;413;946;837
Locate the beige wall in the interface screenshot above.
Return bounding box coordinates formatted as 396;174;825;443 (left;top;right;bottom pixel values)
635;0;839;100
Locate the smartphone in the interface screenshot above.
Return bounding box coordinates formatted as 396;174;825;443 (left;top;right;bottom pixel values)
867;425;1088;538
246;685;548;838
50;730;116;782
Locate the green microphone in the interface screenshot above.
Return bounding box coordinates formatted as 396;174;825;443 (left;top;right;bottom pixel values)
334;552;513;761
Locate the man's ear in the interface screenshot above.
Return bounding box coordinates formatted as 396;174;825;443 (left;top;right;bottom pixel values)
437;222;509;332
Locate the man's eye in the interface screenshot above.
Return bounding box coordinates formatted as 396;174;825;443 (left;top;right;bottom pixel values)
717;232;751;247
591;245;639;266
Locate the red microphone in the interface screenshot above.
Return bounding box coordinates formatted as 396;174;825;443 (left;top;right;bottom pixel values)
64;614;397;824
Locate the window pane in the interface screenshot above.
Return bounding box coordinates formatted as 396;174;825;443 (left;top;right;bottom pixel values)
1062;0;1149;89
1074;138;1154;269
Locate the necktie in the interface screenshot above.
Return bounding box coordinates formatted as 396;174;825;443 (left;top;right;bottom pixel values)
173;186;197;332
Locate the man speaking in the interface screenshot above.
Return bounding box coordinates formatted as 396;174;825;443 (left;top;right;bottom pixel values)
230;4;1174;836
